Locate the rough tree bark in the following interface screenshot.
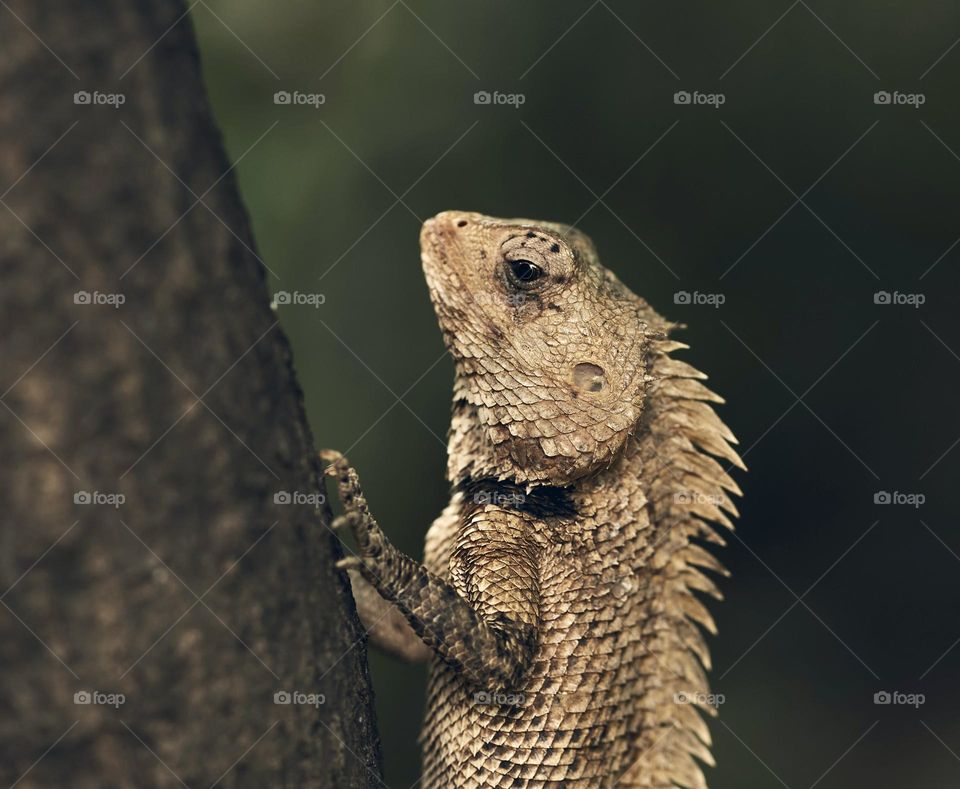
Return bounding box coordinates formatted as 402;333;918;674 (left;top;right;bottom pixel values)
0;2;382;786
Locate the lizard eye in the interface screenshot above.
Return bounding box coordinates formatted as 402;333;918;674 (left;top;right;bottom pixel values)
505;259;544;287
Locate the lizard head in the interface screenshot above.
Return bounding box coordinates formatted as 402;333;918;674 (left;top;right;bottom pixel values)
421;210;670;486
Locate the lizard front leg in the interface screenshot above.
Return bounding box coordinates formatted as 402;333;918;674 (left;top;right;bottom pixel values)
318;450;428;662
321;450;541;691
343;568;432;662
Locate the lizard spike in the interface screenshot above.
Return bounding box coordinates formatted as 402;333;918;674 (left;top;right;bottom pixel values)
681;544;731;577
655;357;710;380
656;376;727;404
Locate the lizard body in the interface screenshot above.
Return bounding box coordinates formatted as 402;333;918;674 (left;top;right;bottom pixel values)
324;211;743;788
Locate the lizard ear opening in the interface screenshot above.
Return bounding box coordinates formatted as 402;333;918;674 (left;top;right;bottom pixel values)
572;362;606;393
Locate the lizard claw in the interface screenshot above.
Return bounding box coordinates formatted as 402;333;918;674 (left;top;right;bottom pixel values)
318;449;343;476
335;556;365;571
330;512;359;532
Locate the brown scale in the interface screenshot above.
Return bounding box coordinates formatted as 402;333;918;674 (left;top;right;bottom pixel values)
324;212;744;788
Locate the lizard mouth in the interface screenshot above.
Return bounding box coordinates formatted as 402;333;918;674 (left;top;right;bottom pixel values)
420;213;465;276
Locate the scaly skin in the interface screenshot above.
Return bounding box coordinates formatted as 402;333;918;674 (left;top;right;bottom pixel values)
324;211;744;788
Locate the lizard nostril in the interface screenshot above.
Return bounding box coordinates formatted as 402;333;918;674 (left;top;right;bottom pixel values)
572;362;606;393
456;220;468;227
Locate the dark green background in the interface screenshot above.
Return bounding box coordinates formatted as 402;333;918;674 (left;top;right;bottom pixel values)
195;2;960;786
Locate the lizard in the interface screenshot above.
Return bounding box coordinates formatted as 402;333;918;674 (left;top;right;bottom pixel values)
321;210;744;788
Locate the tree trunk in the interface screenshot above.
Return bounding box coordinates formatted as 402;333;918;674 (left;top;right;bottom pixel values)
0;2;382;786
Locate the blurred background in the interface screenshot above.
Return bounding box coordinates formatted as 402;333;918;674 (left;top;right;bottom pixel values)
194;2;960;786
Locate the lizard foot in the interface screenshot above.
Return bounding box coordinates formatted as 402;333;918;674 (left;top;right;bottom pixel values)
320;451;389;581
318;448;344;474
335;556;376;572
